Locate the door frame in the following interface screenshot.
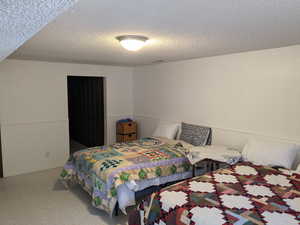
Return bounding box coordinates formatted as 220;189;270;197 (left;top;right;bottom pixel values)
66;75;107;151
0;127;3;178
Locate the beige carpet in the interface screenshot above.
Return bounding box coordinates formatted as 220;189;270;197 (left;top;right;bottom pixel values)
0;168;129;225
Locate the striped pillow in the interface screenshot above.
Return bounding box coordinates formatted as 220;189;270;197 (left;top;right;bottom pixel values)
179;122;211;146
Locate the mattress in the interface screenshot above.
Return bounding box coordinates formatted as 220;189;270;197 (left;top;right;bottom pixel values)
118;171;192;214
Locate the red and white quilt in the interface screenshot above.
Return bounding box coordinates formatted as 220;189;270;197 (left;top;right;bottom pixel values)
128;162;300;225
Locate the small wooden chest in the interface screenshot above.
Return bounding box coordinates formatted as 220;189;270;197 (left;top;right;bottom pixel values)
116;121;137;142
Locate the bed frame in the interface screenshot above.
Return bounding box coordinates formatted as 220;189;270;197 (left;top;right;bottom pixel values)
114;159;230;216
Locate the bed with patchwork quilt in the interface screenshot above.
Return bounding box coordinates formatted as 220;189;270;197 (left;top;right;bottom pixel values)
128;162;300;225
60;137;193;215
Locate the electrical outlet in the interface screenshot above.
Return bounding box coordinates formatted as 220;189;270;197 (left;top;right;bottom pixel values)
45;152;50;158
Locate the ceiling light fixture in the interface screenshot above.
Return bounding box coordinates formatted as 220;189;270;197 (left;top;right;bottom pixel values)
116;35;148;51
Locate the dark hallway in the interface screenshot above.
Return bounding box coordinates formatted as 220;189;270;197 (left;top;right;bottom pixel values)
67;76;105;154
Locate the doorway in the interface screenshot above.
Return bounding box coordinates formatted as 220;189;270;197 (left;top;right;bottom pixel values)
67;76;105;154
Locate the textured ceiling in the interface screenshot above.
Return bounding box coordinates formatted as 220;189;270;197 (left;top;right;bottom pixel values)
0;0;76;62
9;0;300;66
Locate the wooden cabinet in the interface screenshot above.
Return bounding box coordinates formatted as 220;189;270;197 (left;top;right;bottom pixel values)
116;121;137;142
116;133;137;142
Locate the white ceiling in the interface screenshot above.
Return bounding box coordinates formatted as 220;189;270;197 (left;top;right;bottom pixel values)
9;0;300;66
0;0;76;62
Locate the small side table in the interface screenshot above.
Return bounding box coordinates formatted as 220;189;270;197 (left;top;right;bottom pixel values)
192;159;229;177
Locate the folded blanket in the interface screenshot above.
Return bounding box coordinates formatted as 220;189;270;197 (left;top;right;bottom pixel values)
187;145;241;165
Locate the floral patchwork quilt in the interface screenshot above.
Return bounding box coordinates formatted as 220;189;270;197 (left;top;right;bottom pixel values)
60;137;193;215
128;162;300;225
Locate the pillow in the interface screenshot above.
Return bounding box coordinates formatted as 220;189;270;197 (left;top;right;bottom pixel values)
179;122;211;146
242;138;297;169
175;124;182;140
152;123;180;139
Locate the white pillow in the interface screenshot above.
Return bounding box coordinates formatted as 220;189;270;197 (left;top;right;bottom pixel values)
242;138;297;169
176;124;182;140
152;123;180;139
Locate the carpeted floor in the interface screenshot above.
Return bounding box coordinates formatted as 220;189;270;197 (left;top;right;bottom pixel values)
0;168;129;225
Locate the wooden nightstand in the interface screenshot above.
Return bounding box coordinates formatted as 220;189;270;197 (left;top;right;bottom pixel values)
116;121;137;143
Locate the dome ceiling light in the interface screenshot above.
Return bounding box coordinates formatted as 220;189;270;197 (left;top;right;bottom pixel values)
116;35;148;51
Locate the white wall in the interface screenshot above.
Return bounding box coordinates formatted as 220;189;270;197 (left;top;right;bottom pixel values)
2;45;300;176
0;59;133;177
133;45;300;162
